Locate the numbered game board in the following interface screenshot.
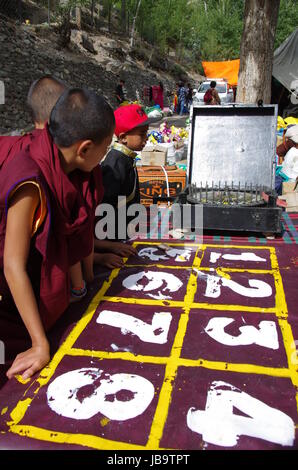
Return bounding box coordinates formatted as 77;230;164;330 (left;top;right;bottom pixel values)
0;242;297;449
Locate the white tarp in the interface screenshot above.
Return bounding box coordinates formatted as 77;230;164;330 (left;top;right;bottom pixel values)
273;28;298;94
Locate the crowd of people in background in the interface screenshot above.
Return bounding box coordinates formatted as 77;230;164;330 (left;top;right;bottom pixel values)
115;77;196;115
173;82;193;115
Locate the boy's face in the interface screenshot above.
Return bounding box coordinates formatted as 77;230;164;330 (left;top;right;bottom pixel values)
76;131;114;172
120;125;149;152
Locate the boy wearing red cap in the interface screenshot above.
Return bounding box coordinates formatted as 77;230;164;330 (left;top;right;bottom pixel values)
96;104;149;248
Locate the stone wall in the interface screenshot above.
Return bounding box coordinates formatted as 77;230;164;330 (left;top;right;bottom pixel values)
0;17;175;134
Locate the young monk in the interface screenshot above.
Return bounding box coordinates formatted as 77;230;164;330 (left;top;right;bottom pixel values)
0;76;85;299
27;75;67;129
0;75;67;169
0;88;115;380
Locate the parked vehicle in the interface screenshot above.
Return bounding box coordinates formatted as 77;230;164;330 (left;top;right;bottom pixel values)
193;79;234;105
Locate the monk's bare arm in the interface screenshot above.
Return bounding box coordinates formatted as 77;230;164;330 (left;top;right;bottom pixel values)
3;184;50;379
82;240;94;283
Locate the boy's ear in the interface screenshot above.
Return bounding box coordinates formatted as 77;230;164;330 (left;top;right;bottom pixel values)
118;132;127;143
76;140;93;158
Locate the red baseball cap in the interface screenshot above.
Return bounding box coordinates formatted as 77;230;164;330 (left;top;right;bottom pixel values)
114;104;150;137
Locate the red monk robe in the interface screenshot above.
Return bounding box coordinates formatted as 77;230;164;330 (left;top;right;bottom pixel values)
0;126;103;332
0;130;41;170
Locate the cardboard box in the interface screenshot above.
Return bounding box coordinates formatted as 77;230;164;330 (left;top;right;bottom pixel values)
141;144;167;166
137;165;186;206
280;180;298;212
282;181;297;194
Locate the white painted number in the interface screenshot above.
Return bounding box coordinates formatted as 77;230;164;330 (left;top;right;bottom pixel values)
122;270;183;300
97;310;172;344
138;248;168;262
167;248;192;262
196;271;272;299
209;252;266;264
138;247;191;263
47;368;155;421
187;381;295;447
205;318;279;349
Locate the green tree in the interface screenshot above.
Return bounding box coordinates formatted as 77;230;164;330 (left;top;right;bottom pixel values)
48;0;297;72
275;0;298;46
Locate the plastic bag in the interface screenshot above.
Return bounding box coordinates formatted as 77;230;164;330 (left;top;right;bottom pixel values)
147;109;163;119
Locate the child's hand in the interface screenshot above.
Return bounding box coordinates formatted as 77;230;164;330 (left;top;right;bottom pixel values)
94;253;124;269
110;242;138;258
6;343;50;381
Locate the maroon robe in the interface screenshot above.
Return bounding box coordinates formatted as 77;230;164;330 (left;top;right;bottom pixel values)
0;126;103;331
0;130;41;170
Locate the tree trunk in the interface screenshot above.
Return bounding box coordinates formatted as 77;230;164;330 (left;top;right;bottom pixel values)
91;0;95;26
121;0;126;33
75;6;82;30
58;6;71;48
17;0;22;21
108;2;112;32
236;0;280;104
129;0;142;49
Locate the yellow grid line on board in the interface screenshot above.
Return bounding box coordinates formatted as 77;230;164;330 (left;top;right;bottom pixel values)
101;296;186;307
5;242;296;450
190;302;277;314
8;425;151;450
5;242;198;450
278;319;298;387
270;249;298;415
124;265;274;274
145;245;201;449
66;349;291;379
101;295;277;315
102;253;276;312
270;249;289;319
133;241;273;252
192;244;206;268
5;265;125;438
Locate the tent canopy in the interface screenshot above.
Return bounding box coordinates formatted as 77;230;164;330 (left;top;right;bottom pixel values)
201;59;240;86
273;28;298;93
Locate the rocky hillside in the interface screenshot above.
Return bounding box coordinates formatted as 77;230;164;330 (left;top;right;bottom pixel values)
0;9;202;135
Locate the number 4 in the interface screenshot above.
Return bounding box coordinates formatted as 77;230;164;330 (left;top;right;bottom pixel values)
187;381;295;447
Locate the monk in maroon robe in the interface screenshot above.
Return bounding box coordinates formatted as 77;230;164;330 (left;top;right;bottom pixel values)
0;75;66;170
0;76;68;387
0;88;115;382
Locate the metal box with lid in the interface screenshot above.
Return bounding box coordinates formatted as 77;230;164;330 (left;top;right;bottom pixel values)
181;103;282;234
